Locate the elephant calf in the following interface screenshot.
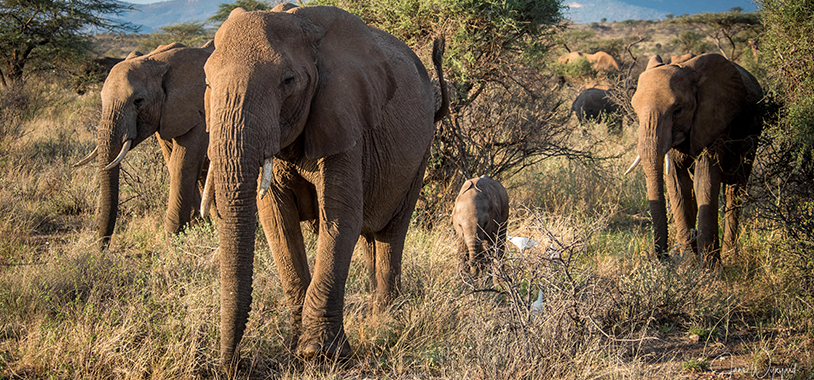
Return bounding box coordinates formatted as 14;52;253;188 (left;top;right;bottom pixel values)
451;176;509;276
571;87;622;133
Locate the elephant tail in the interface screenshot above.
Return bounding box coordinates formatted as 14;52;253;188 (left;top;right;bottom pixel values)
432;36;450;123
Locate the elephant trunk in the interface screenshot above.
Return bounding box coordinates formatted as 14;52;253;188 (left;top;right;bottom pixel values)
640;122;670;256
464;234;485;274
96;111;125;250
96;138;120;250
210;111;267;368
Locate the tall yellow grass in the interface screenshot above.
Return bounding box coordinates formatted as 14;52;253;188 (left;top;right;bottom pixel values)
0;71;810;379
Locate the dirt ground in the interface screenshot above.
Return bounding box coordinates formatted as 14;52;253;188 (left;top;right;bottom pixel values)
625;328;809;379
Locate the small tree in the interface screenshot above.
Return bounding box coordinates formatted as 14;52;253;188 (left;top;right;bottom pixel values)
310;0;584;225
670;11;762;60
208;0;282;25
672;30;710;54
137;21;212;53
0;0;137;87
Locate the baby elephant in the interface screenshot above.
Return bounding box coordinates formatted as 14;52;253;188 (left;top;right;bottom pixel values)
451;176;510;276
572;87;623;133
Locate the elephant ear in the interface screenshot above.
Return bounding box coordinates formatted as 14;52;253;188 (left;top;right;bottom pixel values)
683;53;748;153
294;6;396;159
158;56;204;140
126;50;143;60
645;55;664;70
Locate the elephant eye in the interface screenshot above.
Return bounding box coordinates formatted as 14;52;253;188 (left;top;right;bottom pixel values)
134;98;145;107
282;71;295;86
673;107;683;117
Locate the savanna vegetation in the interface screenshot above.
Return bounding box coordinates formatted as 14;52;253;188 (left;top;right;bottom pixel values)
0;0;812;378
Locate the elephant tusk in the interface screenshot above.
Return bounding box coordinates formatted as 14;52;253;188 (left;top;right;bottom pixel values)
103;139;132;171
200;161;214;217
258;158;273;200
73;146;98;167
665;152;671;176
624;155;641;175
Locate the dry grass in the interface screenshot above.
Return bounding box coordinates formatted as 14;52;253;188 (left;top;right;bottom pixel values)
1;43;812;380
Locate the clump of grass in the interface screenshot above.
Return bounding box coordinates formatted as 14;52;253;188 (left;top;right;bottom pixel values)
681;357;710;373
688;326;719;341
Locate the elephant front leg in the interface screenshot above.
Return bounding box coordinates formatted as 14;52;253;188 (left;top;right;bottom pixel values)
164;129;208;234
665;152;698;254
694;153;723;267
297;166;363;359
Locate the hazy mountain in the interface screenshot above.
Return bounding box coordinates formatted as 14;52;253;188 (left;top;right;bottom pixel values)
116;0;756;32
117;0;224;33
565;0;665;23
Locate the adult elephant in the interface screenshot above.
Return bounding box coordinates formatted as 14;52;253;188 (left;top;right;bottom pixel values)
451;176;509;276
74;42;213;250
204;6;449;367
571;87;622;133
625;53;763;267
558;51;621;72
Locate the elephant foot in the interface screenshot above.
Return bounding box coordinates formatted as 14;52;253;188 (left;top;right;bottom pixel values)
296;328;351;360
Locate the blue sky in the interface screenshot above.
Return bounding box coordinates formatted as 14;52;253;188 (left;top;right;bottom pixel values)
125;0;760;11
625;0;759;14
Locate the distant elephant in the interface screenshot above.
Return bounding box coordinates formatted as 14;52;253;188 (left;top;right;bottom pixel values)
571;87;622;133
625;53;763;267
451;176;509;276
203;6;449;366
74;41;214;250
667;53;695;65
558;51;621;72
72;56;124;95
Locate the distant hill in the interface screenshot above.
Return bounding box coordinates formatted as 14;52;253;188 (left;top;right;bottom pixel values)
116;0;755;32
565;0;665;23
117;0;224;33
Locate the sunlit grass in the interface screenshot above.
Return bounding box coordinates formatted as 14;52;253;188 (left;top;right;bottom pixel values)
1;70;812;379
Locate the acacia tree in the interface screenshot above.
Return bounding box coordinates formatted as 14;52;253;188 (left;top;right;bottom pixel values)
208;0;283;25
0;0;137;87
670;10;762;60
137;21;211;53
311;0;584;225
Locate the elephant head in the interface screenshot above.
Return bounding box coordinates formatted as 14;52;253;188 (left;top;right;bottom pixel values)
75;42;213;249
205;5;447;367
628;53;762;259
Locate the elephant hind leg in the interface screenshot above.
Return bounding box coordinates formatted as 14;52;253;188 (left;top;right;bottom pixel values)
360;233;377;296
164;129;208;234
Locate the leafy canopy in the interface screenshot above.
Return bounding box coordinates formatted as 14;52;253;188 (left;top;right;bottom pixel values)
669;10;762;60
309;0;564;84
0;0;137;86
307;0;573;224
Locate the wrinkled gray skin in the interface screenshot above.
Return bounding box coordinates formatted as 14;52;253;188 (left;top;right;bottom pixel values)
451;176;509;276
630;53;763;267
204;6;449;368
571;87;622;133
81;42;213;250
